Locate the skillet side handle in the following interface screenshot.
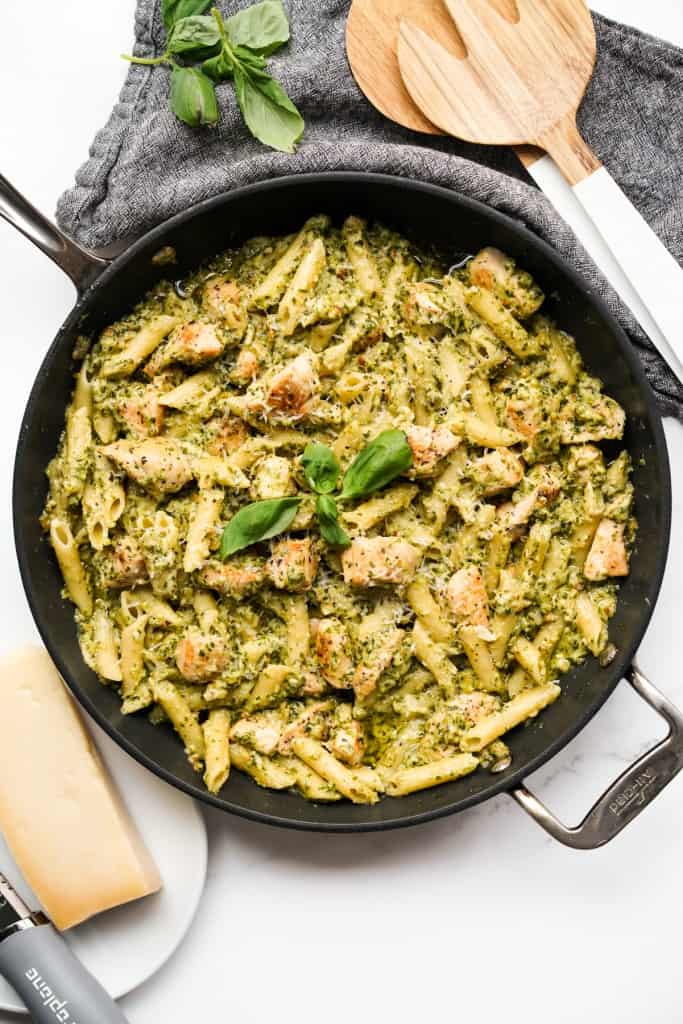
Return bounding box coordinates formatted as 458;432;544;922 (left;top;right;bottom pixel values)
510;665;683;850
0;173;108;292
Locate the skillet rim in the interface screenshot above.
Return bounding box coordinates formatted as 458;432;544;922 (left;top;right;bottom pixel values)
13;171;672;832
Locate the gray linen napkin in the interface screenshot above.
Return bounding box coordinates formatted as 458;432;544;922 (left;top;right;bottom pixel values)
57;3;683;419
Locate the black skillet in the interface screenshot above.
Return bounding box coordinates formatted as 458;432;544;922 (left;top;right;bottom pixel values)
3;171;682;846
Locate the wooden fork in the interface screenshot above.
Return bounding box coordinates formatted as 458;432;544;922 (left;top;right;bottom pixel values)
398;0;683;378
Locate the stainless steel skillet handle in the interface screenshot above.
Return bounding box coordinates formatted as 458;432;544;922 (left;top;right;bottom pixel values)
0;173;108;292
510;664;683;849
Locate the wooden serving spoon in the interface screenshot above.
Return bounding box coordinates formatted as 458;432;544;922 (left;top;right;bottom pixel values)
396;0;683;375
345;0;543;168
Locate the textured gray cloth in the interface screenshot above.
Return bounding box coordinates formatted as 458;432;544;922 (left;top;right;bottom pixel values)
57;3;683;418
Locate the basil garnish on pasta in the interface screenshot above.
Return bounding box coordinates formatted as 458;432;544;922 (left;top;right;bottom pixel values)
340;429;413;501
315;495;350;548
219;497;301;558
301;442;341;495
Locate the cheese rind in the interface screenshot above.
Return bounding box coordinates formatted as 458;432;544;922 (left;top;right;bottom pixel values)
0;646;161;930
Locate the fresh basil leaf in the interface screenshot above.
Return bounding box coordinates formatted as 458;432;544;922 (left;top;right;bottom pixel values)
301;443;340;495
162;0;212;33
340;429;413;500
316;495;351;548
220;497;301;558
232;45;268;71
233;66;304;153
202;50;235;82
170;66;220;128
225;0;290;56
167;15;221;58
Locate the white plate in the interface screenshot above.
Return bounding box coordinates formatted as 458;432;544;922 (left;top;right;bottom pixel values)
0;715;208;1013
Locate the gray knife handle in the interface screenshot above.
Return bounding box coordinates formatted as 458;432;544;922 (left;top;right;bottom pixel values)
0;921;129;1022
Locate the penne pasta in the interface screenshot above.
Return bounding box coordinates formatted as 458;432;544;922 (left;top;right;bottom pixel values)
184;488;224;572
49;518;92;616
461;683;561;752
342;216;382;297
412;620;458;694
120;614;148;695
290;736;379;804
102;315;179;378
91;605;122;682
384;753;479;796
153;679;206;770
203;709;231;793
278;238;327;336
43;221;634;804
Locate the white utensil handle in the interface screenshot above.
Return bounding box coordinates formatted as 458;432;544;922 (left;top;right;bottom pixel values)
573;166;683;374
525;155;683;383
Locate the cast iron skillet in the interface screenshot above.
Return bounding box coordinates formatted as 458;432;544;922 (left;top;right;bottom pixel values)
3;171;682;846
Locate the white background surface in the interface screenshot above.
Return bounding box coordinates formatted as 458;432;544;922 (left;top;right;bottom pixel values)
1;2;683;1021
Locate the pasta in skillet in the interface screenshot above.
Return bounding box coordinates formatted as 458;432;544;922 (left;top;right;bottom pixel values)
43;217;636;803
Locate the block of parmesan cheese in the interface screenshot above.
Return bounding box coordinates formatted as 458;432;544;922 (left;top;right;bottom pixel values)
0;646;161;930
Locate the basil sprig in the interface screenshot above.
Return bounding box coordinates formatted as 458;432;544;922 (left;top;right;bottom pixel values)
301;443;347;546
316;495;350;548
219;497;300;558
123;2;303;152
224;0;289;55
162;0;212;33
301;442;341;495
340;429;413;500
219;431;412;558
170;66;219;128
167;15;221;58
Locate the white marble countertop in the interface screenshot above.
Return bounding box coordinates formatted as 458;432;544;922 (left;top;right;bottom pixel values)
1;2;682;1021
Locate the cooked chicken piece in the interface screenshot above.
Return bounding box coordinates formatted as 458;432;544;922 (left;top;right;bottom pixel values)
265;353;319;416
300;672;329;697
100;536;149;589
231;348;261;384
198;560;265;595
447;690;500;726
506;394;541;438
583;519;629;580
529;464;562;500
566;444;604;481
498;468;561;532
266;538;319;592
404;425;460;478
203;277;247;336
446;566;490;628
315;618;355;689
497;491;540;532
206;414;249;457
278;701;335;754
468;247;544;318
328;714;365;766
559;393;625;444
403;281;450;324
471;449;524;496
176;630;230;682
100;438;193;494
117;384;165;437
250;455;295;501
145;321;224;376
230;711;284;755
352;626;404;699
341;537;420;588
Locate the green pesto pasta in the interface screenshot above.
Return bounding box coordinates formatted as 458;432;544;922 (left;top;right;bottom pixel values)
42;220;636;802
